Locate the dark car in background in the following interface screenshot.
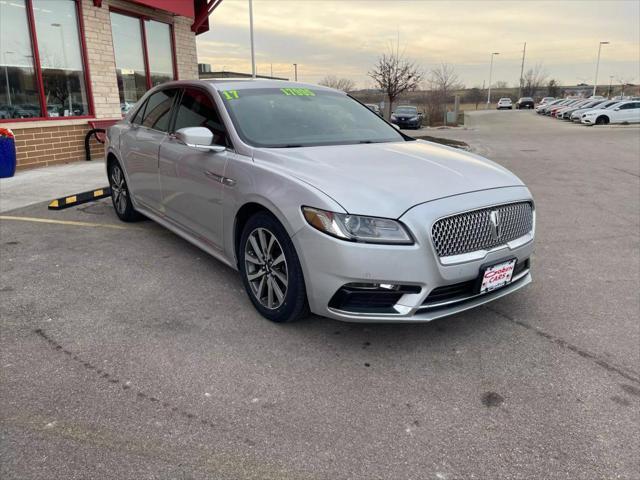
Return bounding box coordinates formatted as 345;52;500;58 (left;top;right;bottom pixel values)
390;106;423;129
365;103;382;116
516;97;535;109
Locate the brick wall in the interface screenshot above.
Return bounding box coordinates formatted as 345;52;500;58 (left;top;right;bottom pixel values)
13;125;104;170
82;0;122;119
174;15;199;81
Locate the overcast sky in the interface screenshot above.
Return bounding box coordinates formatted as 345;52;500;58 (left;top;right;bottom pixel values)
196;0;640;89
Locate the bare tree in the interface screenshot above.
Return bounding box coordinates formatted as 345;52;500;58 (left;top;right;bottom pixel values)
319;75;356;92
368;49;423;119
546;79;560;98
493;80;509;89
423;63;463;125
427;63;463;98
465;87;484;110
522;63;548;97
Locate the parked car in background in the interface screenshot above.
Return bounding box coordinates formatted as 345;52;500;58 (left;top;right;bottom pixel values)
555;99;591;119
570;100;620;122
581;100;640;125
559;99;606;120
549;99;580;117
497;98;513;109
536;98;563;114
539;97;555;105
106;79;535;323
390;106;423;129
365;103;382;116
516;97;535;109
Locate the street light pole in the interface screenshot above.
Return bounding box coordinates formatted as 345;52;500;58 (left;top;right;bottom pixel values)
593;41;609;97
293;63;298;81
486;52;499;108
248;0;256;78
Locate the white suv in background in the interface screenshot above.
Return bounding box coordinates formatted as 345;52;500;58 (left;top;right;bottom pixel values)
581;101;640;125
497;98;513;110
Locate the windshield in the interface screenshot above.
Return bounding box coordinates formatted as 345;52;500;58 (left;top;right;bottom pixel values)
219;87;404;148
395;106;417;114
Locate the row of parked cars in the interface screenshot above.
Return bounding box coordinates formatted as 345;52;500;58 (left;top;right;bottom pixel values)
535;96;640;125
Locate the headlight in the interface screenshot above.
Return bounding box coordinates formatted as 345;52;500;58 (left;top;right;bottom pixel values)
302;207;414;244
409;116;418;121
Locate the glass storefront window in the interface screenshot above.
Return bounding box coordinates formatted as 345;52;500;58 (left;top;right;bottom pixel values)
0;0;41;119
33;0;89;117
111;13;176;115
145;20;174;87
110;12;148;115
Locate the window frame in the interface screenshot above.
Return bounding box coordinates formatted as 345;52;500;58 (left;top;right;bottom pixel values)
0;0;94;123
109;7;178;94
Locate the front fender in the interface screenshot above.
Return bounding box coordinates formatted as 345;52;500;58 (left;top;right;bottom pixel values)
222;153;345;265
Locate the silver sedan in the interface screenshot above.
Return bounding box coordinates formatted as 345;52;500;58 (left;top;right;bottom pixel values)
106;79;535;323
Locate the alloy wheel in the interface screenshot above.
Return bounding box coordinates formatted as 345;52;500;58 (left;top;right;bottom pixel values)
244;227;288;309
110;165;128;215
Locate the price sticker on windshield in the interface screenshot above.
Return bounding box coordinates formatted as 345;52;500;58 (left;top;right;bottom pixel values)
221;90;240;100
281;88;315;97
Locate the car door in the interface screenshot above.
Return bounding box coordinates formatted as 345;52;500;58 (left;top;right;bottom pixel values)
120;89;177;211
158;87;230;248
619;102;640;123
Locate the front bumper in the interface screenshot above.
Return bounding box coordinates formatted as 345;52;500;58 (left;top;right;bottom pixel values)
292;187;535;323
392;118;421;128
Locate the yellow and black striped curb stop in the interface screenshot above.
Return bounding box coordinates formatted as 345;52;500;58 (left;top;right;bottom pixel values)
48;187;112;210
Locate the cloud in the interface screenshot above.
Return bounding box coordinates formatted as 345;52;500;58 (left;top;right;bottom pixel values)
197;0;640;87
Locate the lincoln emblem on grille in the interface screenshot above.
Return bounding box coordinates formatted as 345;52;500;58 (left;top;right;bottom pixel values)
489;210;502;241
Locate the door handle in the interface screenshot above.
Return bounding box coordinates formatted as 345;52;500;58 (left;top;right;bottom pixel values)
205;170;235;187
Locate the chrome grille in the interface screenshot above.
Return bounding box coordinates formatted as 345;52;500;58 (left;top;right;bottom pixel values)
431;202;533;258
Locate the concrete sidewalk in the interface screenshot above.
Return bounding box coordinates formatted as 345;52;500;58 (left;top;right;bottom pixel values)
0;160;107;213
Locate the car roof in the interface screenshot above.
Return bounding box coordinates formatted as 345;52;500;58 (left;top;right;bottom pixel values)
201;78;338;93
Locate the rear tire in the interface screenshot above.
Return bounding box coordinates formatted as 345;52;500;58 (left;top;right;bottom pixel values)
108;160;142;222
239;212;309;323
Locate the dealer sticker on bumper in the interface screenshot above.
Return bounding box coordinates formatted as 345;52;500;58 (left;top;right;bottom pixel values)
480;259;516;293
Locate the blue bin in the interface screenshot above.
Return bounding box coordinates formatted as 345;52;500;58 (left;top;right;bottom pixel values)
0;135;17;178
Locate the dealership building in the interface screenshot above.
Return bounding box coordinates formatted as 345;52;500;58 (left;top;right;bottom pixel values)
0;0;220;170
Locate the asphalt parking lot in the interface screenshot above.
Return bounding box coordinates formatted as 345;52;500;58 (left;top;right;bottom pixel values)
1;111;639;479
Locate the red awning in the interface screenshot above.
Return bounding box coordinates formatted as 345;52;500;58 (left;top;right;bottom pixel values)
93;0;220;34
128;0;194;17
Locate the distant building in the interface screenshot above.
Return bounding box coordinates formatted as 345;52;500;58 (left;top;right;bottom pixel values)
198;63;212;74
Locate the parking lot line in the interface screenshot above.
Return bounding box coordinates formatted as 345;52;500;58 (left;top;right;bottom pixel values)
0;215;134;230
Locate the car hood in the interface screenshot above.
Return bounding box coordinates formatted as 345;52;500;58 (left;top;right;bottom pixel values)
254;140;524;218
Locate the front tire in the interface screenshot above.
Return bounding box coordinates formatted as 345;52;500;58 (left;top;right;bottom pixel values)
108;161;142;222
595;116;609;125
239;212;309;323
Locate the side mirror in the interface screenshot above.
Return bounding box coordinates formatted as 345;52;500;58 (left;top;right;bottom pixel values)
614;107;620;111
175;127;226;153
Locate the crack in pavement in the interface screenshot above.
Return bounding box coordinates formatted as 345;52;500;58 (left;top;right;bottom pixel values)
485;306;640;385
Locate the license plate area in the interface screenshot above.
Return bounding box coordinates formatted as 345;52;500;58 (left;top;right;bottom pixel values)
478;259;516;294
